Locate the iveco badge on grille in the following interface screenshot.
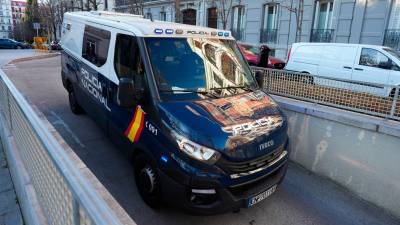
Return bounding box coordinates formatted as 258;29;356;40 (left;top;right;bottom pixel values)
259;140;274;151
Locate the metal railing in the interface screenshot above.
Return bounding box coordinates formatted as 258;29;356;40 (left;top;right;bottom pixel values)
231;28;244;41
0;69;135;225
383;29;400;51
260;29;278;43
252;67;400;121
310;29;334;42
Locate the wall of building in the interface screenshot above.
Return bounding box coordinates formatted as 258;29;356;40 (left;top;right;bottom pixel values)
11;0;27;30
0;0;12;38
130;0;397;60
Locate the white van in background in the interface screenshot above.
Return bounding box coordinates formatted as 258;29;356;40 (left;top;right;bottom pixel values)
285;43;400;97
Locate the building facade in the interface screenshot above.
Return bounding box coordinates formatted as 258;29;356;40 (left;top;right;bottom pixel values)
11;0;26;29
114;0;400;59
0;0;12;38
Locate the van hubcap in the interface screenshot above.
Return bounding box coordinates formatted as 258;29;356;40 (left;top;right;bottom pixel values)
139;166;156;194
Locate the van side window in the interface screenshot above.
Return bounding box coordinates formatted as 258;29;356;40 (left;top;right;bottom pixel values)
82;25;111;67
359;48;390;69
114;34;143;79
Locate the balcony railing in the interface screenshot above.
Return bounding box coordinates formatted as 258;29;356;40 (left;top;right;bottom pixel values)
310;29;334;42
260;29;278;43
231;28;244;41
384;29;400;51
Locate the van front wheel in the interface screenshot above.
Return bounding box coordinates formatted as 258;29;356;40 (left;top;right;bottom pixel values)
134;154;162;208
68;89;84;114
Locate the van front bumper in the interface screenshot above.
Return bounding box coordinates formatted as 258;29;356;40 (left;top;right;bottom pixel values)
158;156;289;215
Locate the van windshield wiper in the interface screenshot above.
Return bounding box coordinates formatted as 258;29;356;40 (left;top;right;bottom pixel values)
159;89;219;98
209;85;254;91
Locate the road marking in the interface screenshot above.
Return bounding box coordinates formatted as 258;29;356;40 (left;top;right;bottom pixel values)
49;110;85;148
1;64;16;70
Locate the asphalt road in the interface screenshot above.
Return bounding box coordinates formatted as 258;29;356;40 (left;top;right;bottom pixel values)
3;56;400;225
0;49;45;66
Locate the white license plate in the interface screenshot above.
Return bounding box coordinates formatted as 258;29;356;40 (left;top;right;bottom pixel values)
247;185;277;207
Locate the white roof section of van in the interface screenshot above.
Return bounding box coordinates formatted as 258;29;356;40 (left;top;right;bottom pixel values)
292;42;392;49
64;11;235;39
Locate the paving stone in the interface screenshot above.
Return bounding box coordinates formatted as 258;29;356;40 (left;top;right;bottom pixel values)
0;190;17;215
0;158;6;169
0;215;5;225
4;209;23;225
0;169;12;193
0;151;6;169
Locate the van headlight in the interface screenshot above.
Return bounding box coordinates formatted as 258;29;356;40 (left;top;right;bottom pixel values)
171;131;220;164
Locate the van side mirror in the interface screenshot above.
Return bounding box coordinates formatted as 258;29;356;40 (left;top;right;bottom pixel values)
117;78;136;107
379;61;392;70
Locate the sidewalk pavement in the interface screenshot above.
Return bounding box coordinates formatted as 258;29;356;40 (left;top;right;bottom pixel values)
0;139;23;225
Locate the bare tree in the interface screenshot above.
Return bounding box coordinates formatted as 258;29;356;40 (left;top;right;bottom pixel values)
174;0;181;23
87;0;103;10
39;0;58;41
217;0;233;30
282;0;304;42
12;21;35;42
127;0;144;15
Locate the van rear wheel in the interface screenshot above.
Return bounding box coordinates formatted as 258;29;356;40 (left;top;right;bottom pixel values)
68;88;84;114
390;88;400;98
299;72;314;84
134;153;162;208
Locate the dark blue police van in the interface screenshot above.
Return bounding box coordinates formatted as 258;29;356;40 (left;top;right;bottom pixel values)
61;11;289;214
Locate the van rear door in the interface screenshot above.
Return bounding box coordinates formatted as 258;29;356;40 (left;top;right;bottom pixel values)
351;47;390;96
286;44;320;74
318;45;357;80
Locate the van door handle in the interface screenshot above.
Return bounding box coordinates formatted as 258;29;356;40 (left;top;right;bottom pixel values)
343;66;352;69
354;68;363;71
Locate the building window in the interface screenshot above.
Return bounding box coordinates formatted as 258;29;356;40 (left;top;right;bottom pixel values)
207;7;218;28
231;5;245;40
384;0;400;50
389;0;400;30
145;12;152;19
261;4;279;43
159;11;166;21
182;8;197;25
311;0;334;42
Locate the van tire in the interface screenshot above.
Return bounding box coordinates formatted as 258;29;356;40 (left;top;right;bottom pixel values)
68;88;84;114
300;72;314;84
389;88;399;98
134;153;162;208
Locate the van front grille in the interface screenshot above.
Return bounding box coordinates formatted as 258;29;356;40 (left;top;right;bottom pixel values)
218;144;285;175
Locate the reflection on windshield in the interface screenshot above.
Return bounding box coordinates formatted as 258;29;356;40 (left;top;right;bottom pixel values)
145;37;256;99
241;45;260;55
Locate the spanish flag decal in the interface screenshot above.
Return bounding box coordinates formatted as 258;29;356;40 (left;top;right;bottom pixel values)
124;106;145;143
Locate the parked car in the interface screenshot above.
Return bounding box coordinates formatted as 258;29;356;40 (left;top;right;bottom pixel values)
0;38;28;49
285;43;400;97
50;41;62;51
61;11;290;214
238;43;286;69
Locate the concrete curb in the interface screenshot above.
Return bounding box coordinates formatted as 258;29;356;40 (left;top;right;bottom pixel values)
8;52;60;64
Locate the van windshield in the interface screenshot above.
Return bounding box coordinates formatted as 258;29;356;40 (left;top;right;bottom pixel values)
384;48;400;61
145;37;257;100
